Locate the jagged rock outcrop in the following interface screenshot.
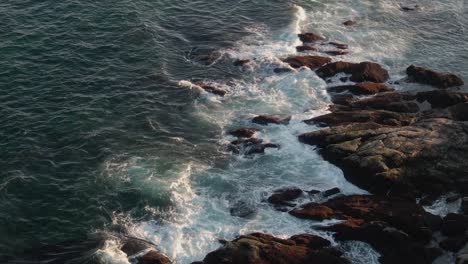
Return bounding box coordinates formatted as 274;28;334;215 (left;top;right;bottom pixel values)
299;90;468;199
196;233;349;264
406;65;464;88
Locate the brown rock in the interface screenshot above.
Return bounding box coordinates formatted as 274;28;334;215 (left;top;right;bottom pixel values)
299;90;468;199
228;128;258;138
343;20;356;26
283;56;331;70
316;61;389;83
252;115;291;125
298;33;324;43
194;82;227;96
296;45;317;52
199;233;349;264
328;42;349;50
407;65;464;88
267;187;303;206
324;50;349;56
233;59;250;66
137;250;172;264
328;82;394;95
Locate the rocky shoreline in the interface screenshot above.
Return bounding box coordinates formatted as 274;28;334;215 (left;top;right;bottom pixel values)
180;29;467;264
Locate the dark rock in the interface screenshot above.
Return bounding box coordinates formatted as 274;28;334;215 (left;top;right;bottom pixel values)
228;137;279;155
328;42;349;50
228;128;258;138
233;59;250;66
298;33;324;43
230;200;257;218
194;82;227;96
440;236;468;252
324;50;349;56
446;194;462;203
415;90;468;108
231;138;263;146
244;143;279;155
441;213;468;237
296;45;317;52
322;187;341;197
283;56;331;70
252;115;291;125
462;197;468;215
401;5;420;12
299;92;468;198
316;61;389;83
291;195;441;241
274;67;293;74
137;250;172;264
343;20;356;26
327;82;394;95
304;109;414;127
308;190;321;195
199;233;349;264
268;187;303;206
121;238;155;256
407;65;464;88
330;94;354;106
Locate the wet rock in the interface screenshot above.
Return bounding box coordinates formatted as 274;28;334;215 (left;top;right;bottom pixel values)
322;187;341;197
330;94;354;106
299;90;468;199
327;82;394;95
296;45;317;52
407;65;464;88
343;20;356;26
230;200;257;218
323;221;442;264
328;42;349;50
440;236;468;252
324;50;349;56
283;56;331;70
267;187;303;206
233;59;250;66
415;90;468;108
462;197;468;215
244;143;279;155
298;33;324;43
194;82;227;96
252;115;291;125
198;233;349;264
228;128;258;138
304;109;414;127
121;238;155;256
231;137;263;146
446;194;461;203
291;195;441;239
401;5;420;12
316;61;389;83
228;137;279;155
137;250;172;264
441;213;468;237
274;67;293;74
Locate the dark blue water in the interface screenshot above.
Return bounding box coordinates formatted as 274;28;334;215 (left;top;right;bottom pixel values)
1;0;467;263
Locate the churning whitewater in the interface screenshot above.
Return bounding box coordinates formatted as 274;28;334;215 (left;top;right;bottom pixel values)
1;0;467;263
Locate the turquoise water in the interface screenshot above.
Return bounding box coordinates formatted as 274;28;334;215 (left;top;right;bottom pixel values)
0;0;467;263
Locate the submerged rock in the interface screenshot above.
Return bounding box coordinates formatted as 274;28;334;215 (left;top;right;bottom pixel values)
343;20;356;26
230;200;257;218
316;61;389;83
274;67;293;74
283;56;331;70
194;82;227;96
252;115;291;125
197;233;349;264
267;187;303;206
228;128;258;138
328;42;349;50
298;33;324;43
233;59;250;66
296;45;317;52
406;65;464;88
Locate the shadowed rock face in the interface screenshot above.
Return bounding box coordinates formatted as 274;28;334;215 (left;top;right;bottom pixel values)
406;65;464;88
197;233;349;264
298;33;324;43
299;90;468;199
327;82;394;95
283;56;331;70
252;115;291;125
316;61;389;83
289;195;444;264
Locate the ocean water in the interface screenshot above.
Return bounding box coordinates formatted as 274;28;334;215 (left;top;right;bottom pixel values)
0;0;467;263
